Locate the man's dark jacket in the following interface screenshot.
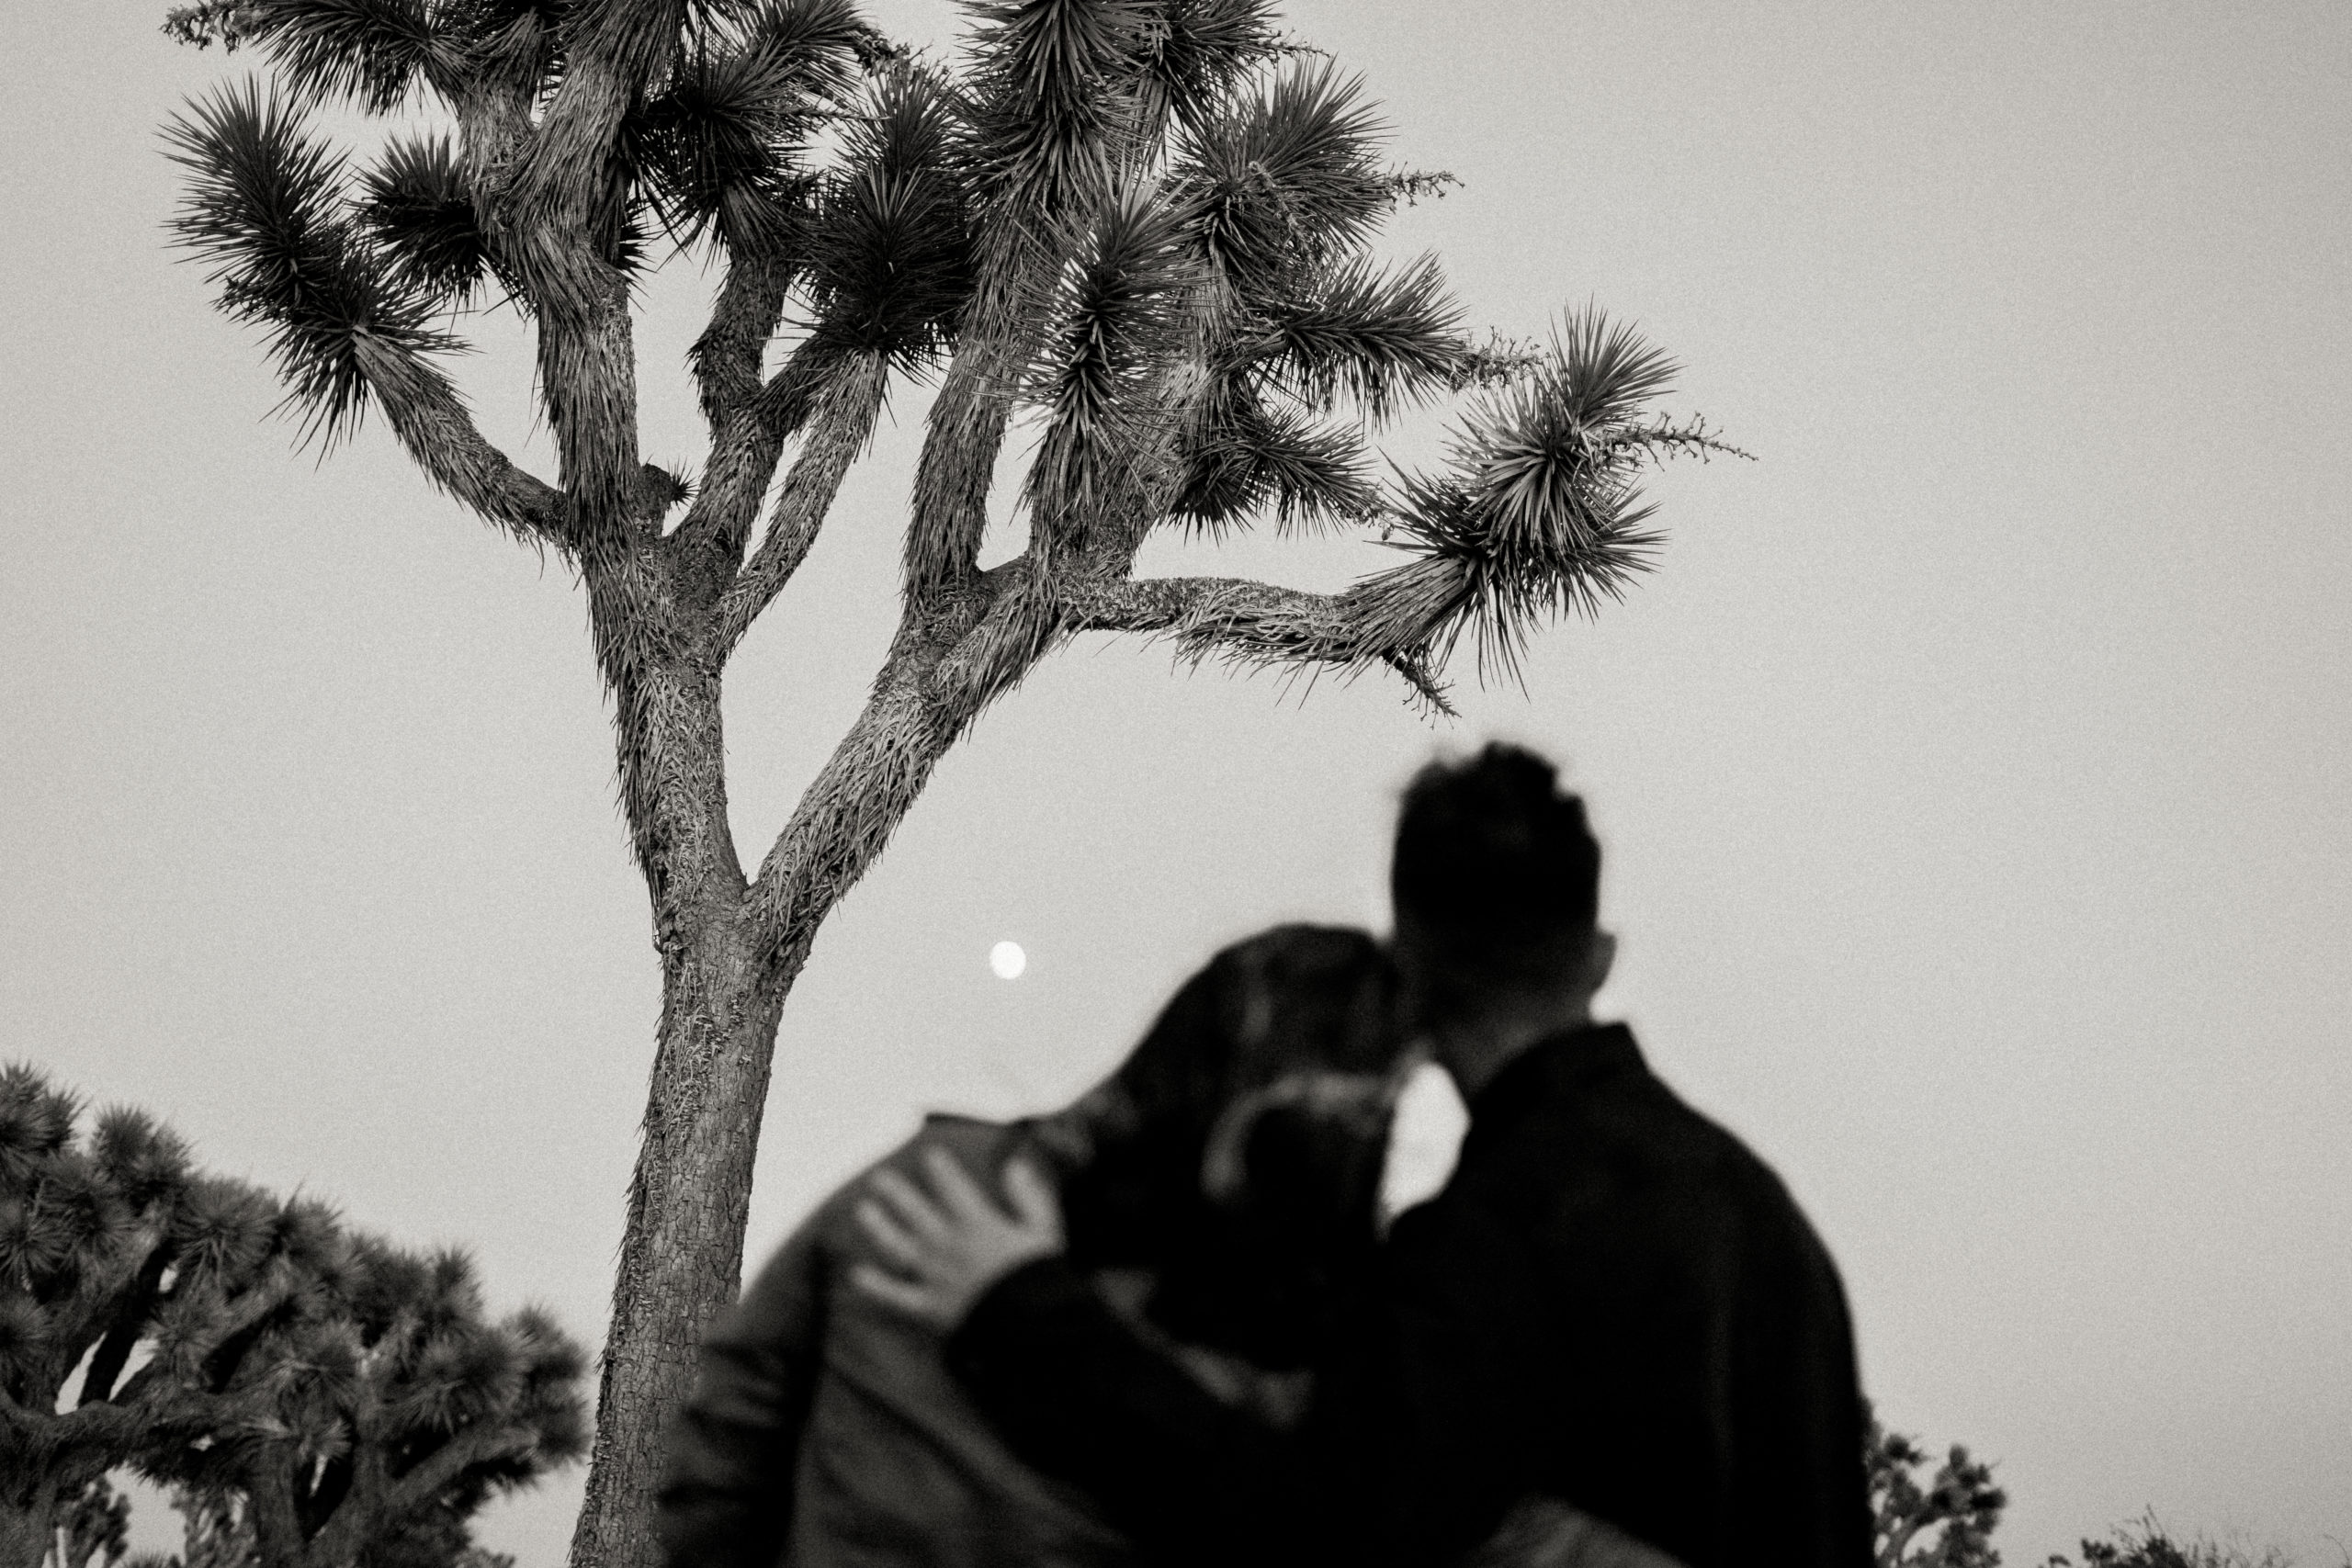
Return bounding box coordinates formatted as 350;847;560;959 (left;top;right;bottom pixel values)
947;1024;1873;1568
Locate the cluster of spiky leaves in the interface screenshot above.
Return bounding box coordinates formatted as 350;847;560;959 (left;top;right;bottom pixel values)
622;0;868;255
164;1236;589;1562
1350;308;1742;682
1867;1404;2007;1568
0;1065;586;1568
798;61;973;367
164;0;1727;693
164;83;461;446
355;134;505;309
161;0;886;447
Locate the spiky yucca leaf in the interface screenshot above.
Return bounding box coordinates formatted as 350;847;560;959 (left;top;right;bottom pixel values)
802;64;973;367
629;0;865;257
1131;0;1282;136
1023;182;1199;526
416;1247;490;1346
288;1316;368;1413
1351;310;1701;680
356;133;497;306
1248;252;1461;422
344;1235;434;1339
172;1176;279;1285
247;0;454;111
0;1192;77;1289
399;1322;526;1435
1171;389;1376;535
90;1109;194;1213
264;1196;350;1287
1451;309;1680;552
141;1280;227;1377
492;1304;594;1464
165;82;459;447
30;1152;130;1264
509;1304;592;1395
1170;59;1389;298
0;1292;49;1376
960;0;1150;214
722;0;873;87
0;1063;77;1184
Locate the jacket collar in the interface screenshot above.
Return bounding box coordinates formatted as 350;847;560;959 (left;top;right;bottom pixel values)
1462;1021;1645;1147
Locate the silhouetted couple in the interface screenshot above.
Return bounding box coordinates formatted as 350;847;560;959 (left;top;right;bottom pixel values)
659;744;1872;1568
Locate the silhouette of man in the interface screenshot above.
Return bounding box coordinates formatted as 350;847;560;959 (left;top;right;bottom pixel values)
854;744;1871;1567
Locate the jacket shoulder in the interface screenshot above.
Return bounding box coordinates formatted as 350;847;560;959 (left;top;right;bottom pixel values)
1468;1065;1834;1270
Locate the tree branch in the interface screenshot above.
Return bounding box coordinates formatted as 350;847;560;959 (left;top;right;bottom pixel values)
672;337;831;581
739;573;1012;967
1061;575;1453;712
901;335;1018;602
488;17;664;542
691;257;794;433
348;332;570;550
712;350;887;657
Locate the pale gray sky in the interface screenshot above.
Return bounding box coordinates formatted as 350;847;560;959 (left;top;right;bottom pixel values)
4;2;2347;1562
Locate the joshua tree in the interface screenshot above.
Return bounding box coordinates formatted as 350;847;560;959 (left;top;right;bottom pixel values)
0;1063;309;1568
1867;1405;2008;1568
163;1239;587;1568
157;2;1735;1561
0;1066;586;1568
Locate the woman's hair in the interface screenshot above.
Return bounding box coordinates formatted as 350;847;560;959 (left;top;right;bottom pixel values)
1057;925;1403;1291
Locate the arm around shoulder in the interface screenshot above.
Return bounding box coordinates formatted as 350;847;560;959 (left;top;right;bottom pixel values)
945;1255;1306;1566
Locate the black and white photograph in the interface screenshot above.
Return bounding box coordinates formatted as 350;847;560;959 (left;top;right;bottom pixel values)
3;4;2346;1566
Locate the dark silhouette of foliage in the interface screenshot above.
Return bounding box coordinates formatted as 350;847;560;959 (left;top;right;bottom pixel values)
2043;1517;2301;1568
154;5;1744;1563
1868;1404;2007;1568
1866;1412;2329;1568
0;1066;585;1568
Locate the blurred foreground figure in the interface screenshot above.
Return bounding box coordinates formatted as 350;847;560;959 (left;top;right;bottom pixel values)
655;924;1404;1568
867;744;1873;1568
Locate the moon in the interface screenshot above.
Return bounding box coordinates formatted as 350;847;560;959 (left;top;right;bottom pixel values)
989;941;1027;980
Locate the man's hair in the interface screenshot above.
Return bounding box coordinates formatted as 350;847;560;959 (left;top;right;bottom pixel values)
1390;743;1602;972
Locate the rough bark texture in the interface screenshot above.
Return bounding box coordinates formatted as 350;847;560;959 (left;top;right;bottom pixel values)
0;1483;62;1568
571;577;1040;1568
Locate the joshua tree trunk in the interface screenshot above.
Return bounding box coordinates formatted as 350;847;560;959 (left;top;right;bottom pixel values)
571;583;1045;1568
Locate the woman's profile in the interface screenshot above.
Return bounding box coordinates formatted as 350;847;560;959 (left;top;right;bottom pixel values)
655;923;1406;1568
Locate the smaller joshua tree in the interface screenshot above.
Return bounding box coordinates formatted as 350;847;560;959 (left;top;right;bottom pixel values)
165;1238;588;1568
0;1066;584;1568
2047;1520;2303;1568
1868;1404;2008;1568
